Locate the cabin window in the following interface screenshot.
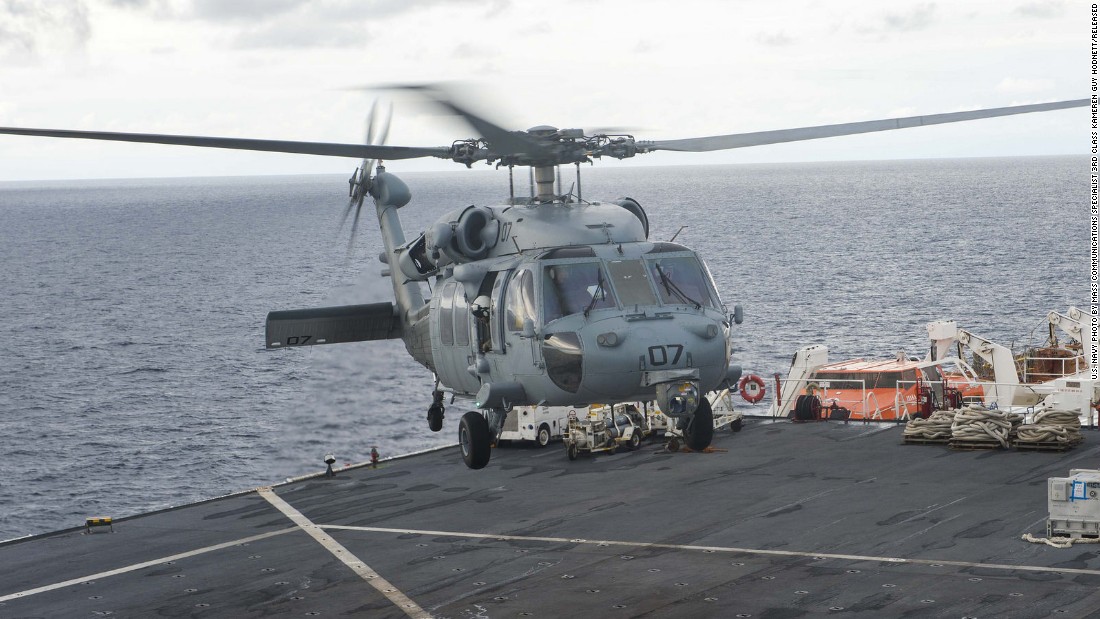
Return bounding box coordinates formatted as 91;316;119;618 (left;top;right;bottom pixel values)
453;285;470;346
490;272;507;352
874;370;918;390
606;259;657;307
542;262;616;323
813;372;873;389
646;256;718;309
505;268;538;332
440;282;455;346
813;370;916;390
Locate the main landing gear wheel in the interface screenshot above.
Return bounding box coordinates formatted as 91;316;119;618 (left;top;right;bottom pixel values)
427;403;445;432
536;424;551;447
459;411;492;469
685;397;714;451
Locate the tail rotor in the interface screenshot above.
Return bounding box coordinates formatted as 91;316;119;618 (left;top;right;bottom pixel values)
340;100;393;254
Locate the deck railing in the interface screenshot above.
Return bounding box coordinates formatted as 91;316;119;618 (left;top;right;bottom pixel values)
1020;354;1085;383
771;373;1096;426
771;377;877;420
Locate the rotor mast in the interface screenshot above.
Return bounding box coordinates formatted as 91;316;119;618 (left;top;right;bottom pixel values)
533;165;556;202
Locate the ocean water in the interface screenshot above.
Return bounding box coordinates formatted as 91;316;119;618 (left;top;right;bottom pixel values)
0;156;1084;540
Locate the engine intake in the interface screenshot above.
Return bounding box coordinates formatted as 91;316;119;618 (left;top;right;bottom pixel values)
396;205;501;281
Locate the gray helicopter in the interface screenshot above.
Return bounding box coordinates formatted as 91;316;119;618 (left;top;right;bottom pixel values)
0;87;1086;469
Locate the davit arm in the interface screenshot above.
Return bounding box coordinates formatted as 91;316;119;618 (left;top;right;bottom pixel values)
956;329;1020;407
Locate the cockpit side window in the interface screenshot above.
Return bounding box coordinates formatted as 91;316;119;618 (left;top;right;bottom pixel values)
505;268;537;332
646;256;718;309
542;262;616;323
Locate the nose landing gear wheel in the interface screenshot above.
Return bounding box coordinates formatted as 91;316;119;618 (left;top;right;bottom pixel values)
684;397;714;451
459;411;492;469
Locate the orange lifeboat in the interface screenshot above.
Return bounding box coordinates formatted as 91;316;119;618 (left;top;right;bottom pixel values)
798;358;983;421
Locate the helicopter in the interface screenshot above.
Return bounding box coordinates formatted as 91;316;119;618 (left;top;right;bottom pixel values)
0;86;1086;469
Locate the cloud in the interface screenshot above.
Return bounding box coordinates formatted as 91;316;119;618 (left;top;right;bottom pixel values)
188;0;312;22
996;76;1055;94
882;2;936;32
1015;0;1066;18
178;0;493;50
0;0;512;58
0;0;91;62
183;0;489;24
105;0;157;7
483;0;509;18
230;17;368;50
856;2;937;35
452;41;488;60
755;31;793;47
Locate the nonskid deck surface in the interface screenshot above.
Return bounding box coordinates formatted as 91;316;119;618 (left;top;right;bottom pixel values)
3;420;1100;618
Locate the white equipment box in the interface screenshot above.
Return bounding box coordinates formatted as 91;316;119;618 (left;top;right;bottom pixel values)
1048;469;1100;538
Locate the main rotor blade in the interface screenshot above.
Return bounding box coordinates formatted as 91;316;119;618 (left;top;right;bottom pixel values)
0;127;450;160
643;99;1088;153
367;100;393;147
400;84;552;158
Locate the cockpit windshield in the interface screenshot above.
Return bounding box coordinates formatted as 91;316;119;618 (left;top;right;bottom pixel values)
606;259;658;307
646;256;718;309
543;262;617;323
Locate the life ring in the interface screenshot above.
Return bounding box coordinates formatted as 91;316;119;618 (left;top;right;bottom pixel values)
738;374;767;404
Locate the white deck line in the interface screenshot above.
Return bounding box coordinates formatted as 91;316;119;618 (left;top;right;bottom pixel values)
0;528;296;603
257;488;431;619
321;524;1100;577
0;444;462;547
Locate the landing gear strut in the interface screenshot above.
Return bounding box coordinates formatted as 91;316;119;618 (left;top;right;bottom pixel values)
427;389;445;432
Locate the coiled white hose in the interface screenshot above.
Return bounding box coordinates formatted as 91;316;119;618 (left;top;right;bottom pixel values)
1016;409;1083;445
903;409;956;440
949;404;1024;448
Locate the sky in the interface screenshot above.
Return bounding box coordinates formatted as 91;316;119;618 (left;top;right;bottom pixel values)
0;0;1087;180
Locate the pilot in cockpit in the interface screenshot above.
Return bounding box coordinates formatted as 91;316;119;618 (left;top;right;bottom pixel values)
547;266;592;319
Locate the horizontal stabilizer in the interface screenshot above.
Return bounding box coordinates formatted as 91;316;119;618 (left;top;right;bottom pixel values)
266;302;401;348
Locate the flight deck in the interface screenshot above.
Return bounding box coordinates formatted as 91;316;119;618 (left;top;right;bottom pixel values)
3;419;1099;618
